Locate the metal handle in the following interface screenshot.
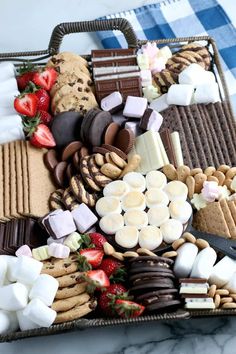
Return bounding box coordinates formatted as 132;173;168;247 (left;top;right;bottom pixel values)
48;19;138;54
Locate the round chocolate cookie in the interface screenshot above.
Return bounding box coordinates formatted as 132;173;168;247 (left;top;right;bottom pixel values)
129;271;175;283
82;109;112;147
44;149;59;172
130;278;175;293
128;256;174;267
54;161;68;188
114;128;135;154
50;112;83;148
62;141;83;161
136;288;178;303
129;265;174;275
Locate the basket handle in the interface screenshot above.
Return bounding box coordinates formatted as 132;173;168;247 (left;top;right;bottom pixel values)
48;19;138;54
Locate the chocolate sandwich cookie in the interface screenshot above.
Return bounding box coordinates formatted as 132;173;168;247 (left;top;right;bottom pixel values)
129;264;174;275
49;189;65;210
128;256;174;268
135;288;180;311
130;278;175;293
54;161;68;188
50;112;83;148
62;141;83;161
80;156;101;192
129;271;176;284
44;149;59;172
81;109;112;147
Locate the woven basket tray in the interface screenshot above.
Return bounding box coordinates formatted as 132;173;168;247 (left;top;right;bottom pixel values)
0;18;235;342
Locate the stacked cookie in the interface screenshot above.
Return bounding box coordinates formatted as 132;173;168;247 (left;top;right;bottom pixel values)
41;254;96;323
153;42;211;93
128;256;181;312
47;51;98;115
0;140;55;221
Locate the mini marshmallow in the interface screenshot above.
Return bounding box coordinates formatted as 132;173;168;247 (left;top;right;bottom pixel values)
32;245;50;261
0;311;18;334
0;283;28;311
13;255;43;285
0;62;15;81
64;232;82;252
140;70;152;87
166;84;194;106
23;298;56;328
160;219;183;244
45;210;76;239
0;256;7;286
29;274;59;306
156;46;172;63
47;236;66;245
169;200;192;224
0;78;18;94
194;82;220;104
150;57;166;74
15;245;32;258
190;247;217;279
100;91;123;112
125;121;142;137
142;42;159;59
71;203;98;233
137;53;149;70
201;181;219;202
142;85;160;102
174;243;199;278
218;185;231;200
139;109;163;132
178;63;205;86
17;310;40;331
150;94;169;112
48;243;70;259
209;256;236;287
123;96;148;118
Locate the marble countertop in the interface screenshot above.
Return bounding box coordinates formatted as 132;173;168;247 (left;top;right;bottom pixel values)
1;0;236;353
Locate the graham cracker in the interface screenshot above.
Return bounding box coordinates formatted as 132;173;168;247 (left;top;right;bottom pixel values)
0;146;8;222
227;200;236;226
20;140;29;215
25;141;55;217
9;142;19;218
193;201;231;239
219;199;236;238
3;143;11;220
14;140;24;215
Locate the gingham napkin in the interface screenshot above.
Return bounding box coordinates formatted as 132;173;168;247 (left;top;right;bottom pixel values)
96;0;236;116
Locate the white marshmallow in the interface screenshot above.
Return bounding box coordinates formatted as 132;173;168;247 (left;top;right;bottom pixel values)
100;91;123;111
23;299;56;328
209;256;236;287
150;94;169;113
17;310;41;331
115;226;139;248
224;272;236;294
178;63;205;86
160;219;183;243
167;84;194;106
147;205;170;227
190;247;217;279
0;78;18;93
2;255;18;282
164;181;188;201
145;188;169;208
169;200;192;224
0;310;18;334
13;255;43;285
140;69;152;87
29;274;59;306
0;256;7;286
146;170;167;190
0;283;28;311
0;62;15;81
174;243;199;278
194;82;220;104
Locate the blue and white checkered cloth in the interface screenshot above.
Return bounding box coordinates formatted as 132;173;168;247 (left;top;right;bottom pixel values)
96;0;236;116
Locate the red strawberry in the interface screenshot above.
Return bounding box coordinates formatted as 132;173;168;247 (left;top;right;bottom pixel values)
33;67;57;91
29;124;56;148
100;257;126;282
115;300;145;318
80;248;104;268
86;269;110;288
16;63;36;91
35;88;50;111
88;233;107;249
14;93;38;117
98;284;127;316
38;110;53;125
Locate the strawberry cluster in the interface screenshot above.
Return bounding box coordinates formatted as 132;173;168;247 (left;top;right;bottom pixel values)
14;63;57;148
77;232;145;319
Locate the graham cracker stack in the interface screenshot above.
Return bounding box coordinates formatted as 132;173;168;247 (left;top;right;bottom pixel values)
0;140;55;220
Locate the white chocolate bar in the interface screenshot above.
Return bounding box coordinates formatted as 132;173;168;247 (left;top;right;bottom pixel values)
170;131;184;167
157;132;169;165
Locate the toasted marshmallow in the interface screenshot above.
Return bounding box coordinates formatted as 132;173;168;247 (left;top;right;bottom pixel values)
115;226;139;248
95;196;121;217
147;205;170;227
164;181;188;201
124;210;148;229
138;226;163;250
145;188;169;208
122;191;146;212
169;200;192;224
99;213;124;235
123;172;146;192
103;180;129;199
160;219;183;243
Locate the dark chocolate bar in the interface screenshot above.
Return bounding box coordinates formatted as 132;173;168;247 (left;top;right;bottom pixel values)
95;77;142;102
160;129;177;168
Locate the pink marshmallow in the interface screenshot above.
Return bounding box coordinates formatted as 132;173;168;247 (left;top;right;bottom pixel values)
48;243;70;259
15;245;32;258
141;42;159;60
123;96;148;119
150;57;166;74
201;181;219;202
